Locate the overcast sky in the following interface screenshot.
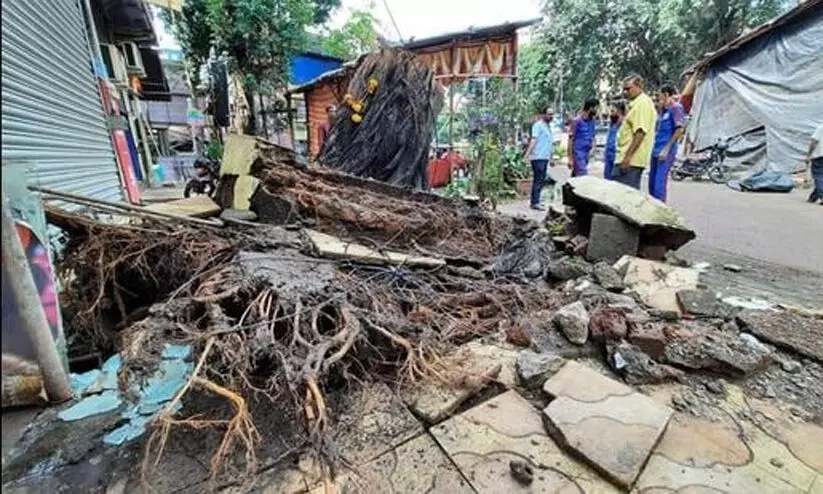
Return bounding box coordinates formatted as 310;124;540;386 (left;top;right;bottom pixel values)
155;0;542;49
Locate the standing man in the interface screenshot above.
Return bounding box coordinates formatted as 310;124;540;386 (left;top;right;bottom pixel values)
604;102;626;180
649;85;685;202
317;104;336;154
568;98;599;177
805;121;823;205
614;75;657;190
524;108;555;211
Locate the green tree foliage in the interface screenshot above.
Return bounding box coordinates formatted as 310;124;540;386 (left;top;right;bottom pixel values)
519;0;788;111
161;0;341;90
321;7;382;60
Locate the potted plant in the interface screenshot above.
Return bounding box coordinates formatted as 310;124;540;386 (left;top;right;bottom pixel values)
502;145;532;197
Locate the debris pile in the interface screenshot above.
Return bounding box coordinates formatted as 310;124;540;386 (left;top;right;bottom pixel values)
5;169;823;493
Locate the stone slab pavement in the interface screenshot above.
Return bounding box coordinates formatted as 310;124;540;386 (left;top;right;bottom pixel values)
305;355;823;493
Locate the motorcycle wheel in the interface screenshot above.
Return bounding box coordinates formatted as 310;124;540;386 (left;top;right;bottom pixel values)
671;168;687;181
709;166;729;184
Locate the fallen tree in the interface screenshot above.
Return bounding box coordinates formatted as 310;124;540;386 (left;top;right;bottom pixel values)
35;169;562;491
319;49;444;189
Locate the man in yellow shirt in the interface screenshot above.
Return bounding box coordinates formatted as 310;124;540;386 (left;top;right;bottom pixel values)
614;74;657;189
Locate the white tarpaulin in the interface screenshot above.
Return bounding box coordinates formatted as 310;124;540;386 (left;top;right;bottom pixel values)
687;9;823;173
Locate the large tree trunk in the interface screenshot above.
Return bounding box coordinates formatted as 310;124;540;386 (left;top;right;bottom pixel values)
319;50;444;190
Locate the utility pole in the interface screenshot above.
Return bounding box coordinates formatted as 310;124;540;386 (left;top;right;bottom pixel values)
1;205;72;403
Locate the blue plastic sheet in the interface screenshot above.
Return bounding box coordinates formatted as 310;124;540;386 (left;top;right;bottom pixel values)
727;170;794;192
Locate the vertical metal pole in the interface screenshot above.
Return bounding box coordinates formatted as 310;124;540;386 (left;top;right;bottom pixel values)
1;206;72;403
134;95;154;184
448;84;455;149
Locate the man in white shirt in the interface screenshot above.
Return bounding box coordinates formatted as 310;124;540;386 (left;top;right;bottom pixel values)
806;122;823;204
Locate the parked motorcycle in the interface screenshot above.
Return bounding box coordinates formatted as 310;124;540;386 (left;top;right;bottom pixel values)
183;157;220;198
671;137;738;184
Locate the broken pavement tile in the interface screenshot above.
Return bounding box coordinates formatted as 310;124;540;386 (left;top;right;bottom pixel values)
515;350;566;390
663;330;773;376
628;322;693;361
306;229;445;269
608;341;685;385
333;382;423;464
615;255;699;314
737;309;823;363
58;391;121;422
636;388;823;493
677;289;734;319
402;342;510;424
592;261;625;292
335;433;472;493
542;361;673;489
431;390;619;493
454;341;520;388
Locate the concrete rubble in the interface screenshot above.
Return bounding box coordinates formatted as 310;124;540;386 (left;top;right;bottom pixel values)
4;167;823;494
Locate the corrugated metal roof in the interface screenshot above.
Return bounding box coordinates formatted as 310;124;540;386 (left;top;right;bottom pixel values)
688;0;823;72
402;18;540;50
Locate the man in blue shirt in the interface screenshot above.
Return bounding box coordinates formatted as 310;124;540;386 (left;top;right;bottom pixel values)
568;98;599;177
649;85;685;202
524;108;555;210
604;102;626;180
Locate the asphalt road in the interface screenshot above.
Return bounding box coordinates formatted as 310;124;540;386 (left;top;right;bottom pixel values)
668;179;823;274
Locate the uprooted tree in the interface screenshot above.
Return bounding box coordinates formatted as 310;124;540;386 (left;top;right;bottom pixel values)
46;155;564;488
320;50;444;189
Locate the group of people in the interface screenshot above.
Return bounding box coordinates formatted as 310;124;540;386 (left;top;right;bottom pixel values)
525;74;686;211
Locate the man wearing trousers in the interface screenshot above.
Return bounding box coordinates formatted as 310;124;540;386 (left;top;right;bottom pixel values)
614;75;657;190
524;108;555;211
649;85;685;202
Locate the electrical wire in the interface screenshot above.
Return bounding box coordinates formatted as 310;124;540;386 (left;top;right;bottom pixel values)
381;0;404;43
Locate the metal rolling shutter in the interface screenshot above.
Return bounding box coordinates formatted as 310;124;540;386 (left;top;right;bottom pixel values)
1;0;124;204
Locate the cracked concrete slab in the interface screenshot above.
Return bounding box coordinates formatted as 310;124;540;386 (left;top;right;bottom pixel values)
430;390;619;493
542;361;673;489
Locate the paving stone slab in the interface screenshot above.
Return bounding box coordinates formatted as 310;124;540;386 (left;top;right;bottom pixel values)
615;256;699;314
737;309;823;363
542;361;672;489
430;389;619;493
402;345;505;425
637;384;823;494
333;383;424;464
335;433;472;493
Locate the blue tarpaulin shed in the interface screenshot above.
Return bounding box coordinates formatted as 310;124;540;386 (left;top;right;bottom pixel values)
290;52;344;87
